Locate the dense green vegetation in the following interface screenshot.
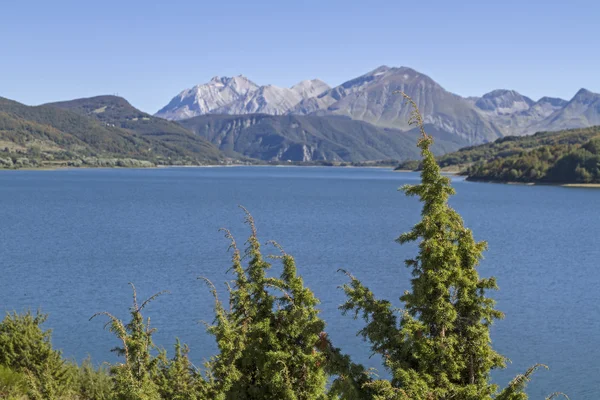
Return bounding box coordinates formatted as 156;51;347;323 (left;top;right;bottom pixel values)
48;96;222;163
396;126;600;184
1;95;562;399
0;311;113;399
0;96;223;169
467;134;600;183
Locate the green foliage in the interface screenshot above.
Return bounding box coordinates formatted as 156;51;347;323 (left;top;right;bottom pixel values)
91;284;166;400
397;125;600;184
71;358;113;400
466;135;600;183
338;93;543;399
494;364;570;400
156;340;207;400
0;96;222;170
48;96;222;163
0;310;73;399
204;208;329;399
0;364;27;398
91;284;212;400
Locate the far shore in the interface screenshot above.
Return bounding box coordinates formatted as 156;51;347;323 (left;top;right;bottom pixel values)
561;183;600;188
395;169;462;176
4;165;600;188
0;162;399;172
466;178;600;188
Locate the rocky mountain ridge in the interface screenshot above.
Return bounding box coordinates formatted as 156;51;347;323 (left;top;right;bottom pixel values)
155;76;330;120
156;66;600;145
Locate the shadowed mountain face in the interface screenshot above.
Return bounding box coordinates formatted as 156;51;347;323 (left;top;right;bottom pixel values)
156;66;600;145
179;114;468;162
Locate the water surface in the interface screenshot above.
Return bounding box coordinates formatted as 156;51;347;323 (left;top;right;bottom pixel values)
0;166;598;398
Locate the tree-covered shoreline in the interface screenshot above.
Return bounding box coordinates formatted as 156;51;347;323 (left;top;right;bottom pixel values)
396;126;600;185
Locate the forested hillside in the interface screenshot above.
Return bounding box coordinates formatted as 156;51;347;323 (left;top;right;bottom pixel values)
48;96;222;161
397;126;600;184
0;96;223;169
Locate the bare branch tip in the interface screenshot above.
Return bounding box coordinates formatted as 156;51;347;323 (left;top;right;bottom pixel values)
266;240;286;255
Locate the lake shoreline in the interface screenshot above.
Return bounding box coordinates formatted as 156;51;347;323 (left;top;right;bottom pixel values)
0;163;397;172
5;165;600;187
466;177;600;188
395;170;600;187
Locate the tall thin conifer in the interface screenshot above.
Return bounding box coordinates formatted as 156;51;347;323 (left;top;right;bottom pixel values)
338;93;544;400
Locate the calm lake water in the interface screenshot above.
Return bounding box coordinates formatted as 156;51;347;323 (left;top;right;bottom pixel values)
0;166;598;398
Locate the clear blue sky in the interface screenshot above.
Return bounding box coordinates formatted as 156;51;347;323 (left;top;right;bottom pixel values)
2;0;598;113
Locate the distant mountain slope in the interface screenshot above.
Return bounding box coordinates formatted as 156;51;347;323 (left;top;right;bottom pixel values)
155;76;330;120
294;66;502;144
527;89;600;133
474;89;535;113
47;95;221;161
396;126;600;184
290;79;330;99
0;96;222;169
179;114;468;162
473;91;569;137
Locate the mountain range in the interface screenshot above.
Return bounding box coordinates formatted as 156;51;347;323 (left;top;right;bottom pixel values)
2;65;599;168
156;76;330;120
155;66;600;145
0;94;467;168
55;96;466;163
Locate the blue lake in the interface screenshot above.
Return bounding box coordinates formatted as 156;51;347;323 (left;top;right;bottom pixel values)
0;166;598;398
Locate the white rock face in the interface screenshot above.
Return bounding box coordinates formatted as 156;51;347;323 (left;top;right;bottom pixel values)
155;76;259;120
291;79;331;99
475;90;534;115
156;76;330;120
229;85;303;115
291;66;503;143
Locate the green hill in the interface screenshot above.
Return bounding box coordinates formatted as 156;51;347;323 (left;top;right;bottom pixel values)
180;114;468;162
396;126;600;184
0;96;223;169
47;96;222;161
